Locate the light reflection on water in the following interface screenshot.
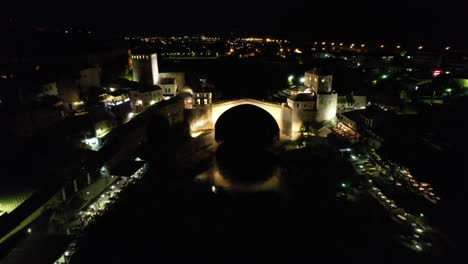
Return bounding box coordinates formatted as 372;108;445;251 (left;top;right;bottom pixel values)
195;164;281;192
194;143;282;192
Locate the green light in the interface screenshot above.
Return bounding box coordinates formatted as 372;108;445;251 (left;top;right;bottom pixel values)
381;74;389;79
445;88;452;93
419;213;424;218
372;80;377;85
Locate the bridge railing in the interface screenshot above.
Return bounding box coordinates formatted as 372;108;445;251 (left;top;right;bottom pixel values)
212;97;283;106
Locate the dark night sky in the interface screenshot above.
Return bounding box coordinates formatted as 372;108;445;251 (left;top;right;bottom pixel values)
4;0;467;44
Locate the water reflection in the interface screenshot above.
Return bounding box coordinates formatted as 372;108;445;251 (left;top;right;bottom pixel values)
195;143;281;192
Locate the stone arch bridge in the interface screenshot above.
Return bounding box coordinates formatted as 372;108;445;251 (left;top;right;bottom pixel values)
211;98;282;131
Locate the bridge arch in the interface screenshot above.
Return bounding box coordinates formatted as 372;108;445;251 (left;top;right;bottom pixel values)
212;99;282;132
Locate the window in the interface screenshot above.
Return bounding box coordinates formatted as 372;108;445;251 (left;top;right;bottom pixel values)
204;99;207;104
197;99;201;104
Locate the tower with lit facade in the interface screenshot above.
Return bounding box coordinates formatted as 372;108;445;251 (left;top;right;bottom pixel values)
132;53;159;86
304;69;337;122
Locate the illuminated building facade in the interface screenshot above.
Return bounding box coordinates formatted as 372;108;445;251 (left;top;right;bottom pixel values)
316;93;338;121
337;95;367;112
281;71;339;137
159;72;185;99
129;85;163;111
193;92;212;107
101;90;130;107
304;70;333;93
281;93;316;138
100;90;132;122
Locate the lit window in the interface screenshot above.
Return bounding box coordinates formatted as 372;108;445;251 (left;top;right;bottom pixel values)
204;99;207;104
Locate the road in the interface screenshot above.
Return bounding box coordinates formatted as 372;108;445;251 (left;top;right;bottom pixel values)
342;147;438;254
53;163;148;264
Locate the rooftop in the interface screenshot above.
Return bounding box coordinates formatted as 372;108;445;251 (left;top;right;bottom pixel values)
288;93;315;102
159;78;175;85
137;84;162;93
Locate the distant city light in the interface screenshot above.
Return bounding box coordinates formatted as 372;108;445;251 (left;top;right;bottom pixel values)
380;44;384;48
396;45;401;49
339;43;343;46
294;48;303;54
361;44;365;48
128;112;135;119
321;41;326;45
381;74;389;79
27;228;32;234
288;75;294;81
299;77;305;83
445;46;451;50
341;183;347;188
150;100;156;105
211;185;217;193
432;69;443;77
136;100;143;105
419;213;425;218
415;86;419;91
418;46;424;50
